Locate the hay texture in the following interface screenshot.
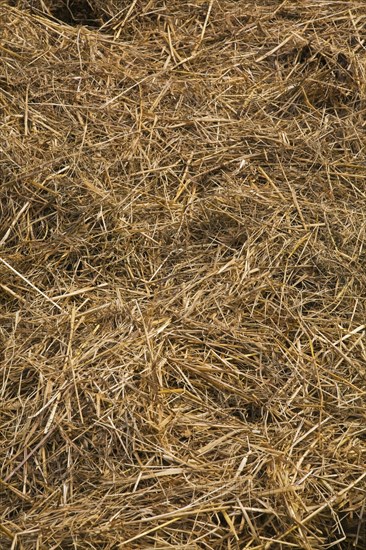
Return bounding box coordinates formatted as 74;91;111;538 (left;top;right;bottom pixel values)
1;1;366;548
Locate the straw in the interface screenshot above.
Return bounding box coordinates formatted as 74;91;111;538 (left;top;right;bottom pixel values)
1;1;365;548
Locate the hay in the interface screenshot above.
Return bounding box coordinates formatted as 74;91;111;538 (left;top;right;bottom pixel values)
1;0;366;548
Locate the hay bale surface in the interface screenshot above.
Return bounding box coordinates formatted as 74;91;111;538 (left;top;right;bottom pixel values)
1;1;366;548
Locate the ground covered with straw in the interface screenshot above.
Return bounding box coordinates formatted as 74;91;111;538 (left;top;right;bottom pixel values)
1;1;366;548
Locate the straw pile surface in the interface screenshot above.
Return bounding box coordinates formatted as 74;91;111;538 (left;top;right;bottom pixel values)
1;1;366;548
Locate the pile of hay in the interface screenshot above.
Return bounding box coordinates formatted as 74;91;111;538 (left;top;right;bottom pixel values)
1;1;366;548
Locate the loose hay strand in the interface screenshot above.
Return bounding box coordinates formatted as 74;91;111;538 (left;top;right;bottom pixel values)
0;257;63;312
